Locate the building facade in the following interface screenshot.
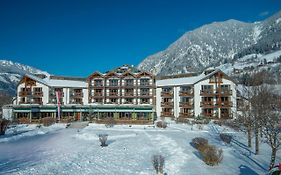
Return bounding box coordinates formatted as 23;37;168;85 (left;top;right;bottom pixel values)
11;65;155;123
156;69;237;120
3;66;236;123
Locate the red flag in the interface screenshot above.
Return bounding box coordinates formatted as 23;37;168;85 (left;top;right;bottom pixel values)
56;90;61;121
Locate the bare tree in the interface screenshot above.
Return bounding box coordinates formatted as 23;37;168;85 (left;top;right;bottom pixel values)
254;86;281;169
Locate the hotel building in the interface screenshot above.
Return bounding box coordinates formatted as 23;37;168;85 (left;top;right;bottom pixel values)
2;66;236;122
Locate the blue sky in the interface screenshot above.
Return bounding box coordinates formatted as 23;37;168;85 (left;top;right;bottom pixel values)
0;0;281;76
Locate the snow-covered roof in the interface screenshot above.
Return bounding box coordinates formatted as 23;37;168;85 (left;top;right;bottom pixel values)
156;73;206;86
22;74;87;88
156;69;225;87
48;79;87;88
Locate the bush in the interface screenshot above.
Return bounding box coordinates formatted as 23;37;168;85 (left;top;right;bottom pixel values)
41;117;56;127
192;137;208;151
201;144;223;166
156;121;167;129
0;119;9;135
104;117;116;128
152;154;165;174
99;134;108;147
220;133;232;144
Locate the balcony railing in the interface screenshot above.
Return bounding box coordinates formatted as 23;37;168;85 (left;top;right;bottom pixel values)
200;90;215;96
108;93;119;97
161;112;173;117
161;91;173;97
200;101;215;108
124;93;135;97
218;90;233;96
216;101;233;107
93;93;103;96
179;112;194;118
33;91;43;97
161;101;173;107
179;90;194;96
139;82;150;86
19;91;32;96
179;102;193;108
140;92;151;96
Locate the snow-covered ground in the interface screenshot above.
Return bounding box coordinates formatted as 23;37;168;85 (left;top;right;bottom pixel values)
0;123;280;175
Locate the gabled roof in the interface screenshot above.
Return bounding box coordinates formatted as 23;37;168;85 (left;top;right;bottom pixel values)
21;74;49;86
105;71;120;78
18;73;87;88
88;71;104;79
136;71;153;78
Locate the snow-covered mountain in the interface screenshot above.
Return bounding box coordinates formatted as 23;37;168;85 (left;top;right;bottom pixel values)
138;11;281;77
0;60;49;96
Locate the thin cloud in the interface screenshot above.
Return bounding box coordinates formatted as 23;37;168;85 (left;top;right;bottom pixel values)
259;11;269;17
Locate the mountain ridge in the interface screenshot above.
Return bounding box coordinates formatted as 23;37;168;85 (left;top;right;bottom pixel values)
138;11;281;77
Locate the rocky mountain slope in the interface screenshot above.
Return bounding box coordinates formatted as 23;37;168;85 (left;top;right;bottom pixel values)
0;60;49;96
138;11;281;77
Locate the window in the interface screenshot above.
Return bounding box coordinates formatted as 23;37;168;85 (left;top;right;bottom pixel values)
95;89;103;96
125;98;133;104
140;88;149;95
140;78;150;86
109;89;118;96
202;85;212;91
181;86;191;91
109;79;119;86
140;98;149;104
33;87;42;92
181;97;190;103
94;79;103;86
125;79;134;86
94;98;103;103
221;85;230;91
162;87;172;92
110;98;118;103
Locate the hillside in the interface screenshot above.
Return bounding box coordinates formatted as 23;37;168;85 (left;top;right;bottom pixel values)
138;11;281;78
0;60;49;96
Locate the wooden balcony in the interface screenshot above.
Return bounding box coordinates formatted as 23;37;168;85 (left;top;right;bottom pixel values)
123;93;135;97
179;90;194;97
91;84;104;89
200;90;215;96
19;91;32;96
216;101;233;108
179;112;194;118
161;112;174;117
218;90;232;96
33;91;43;97
200;101;215;108
93;93;103;97
161;101;174;107
139;93;152;97
161;91;173;97
179;102;193;108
